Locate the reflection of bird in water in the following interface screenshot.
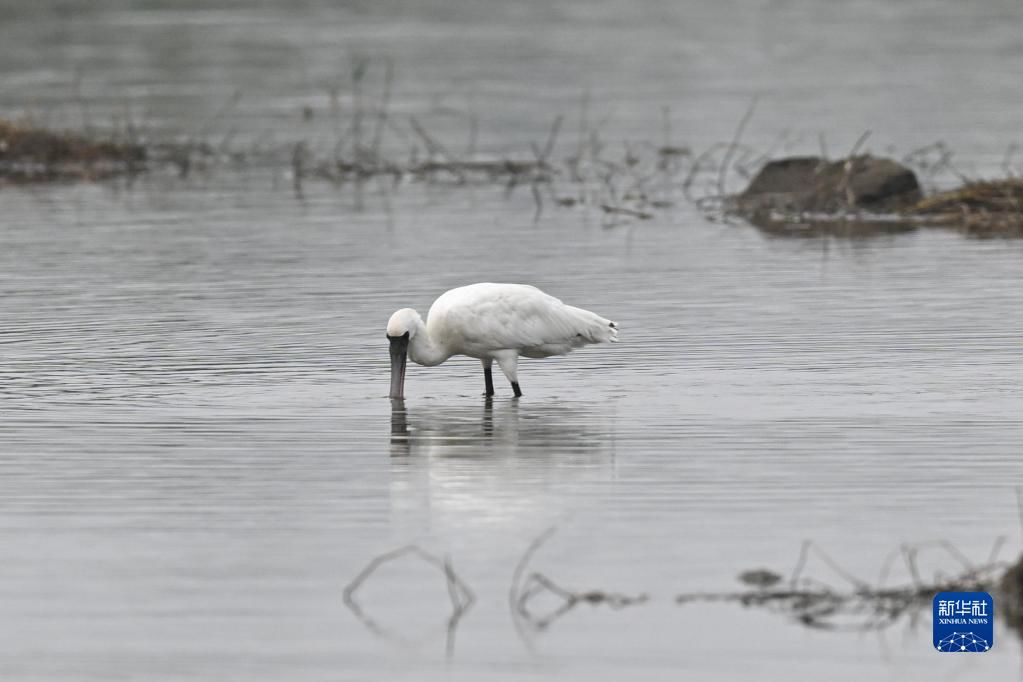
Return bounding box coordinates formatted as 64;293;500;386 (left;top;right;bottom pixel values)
388;398;616;535
389;398;612;457
385;283;618;398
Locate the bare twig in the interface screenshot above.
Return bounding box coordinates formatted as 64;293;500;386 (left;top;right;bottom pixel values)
369;57;394;164
1003;143;1019;178
291;141;306;200
717;96;759;199
540;115;563;162
600;204;653;220
1016;485;1023;537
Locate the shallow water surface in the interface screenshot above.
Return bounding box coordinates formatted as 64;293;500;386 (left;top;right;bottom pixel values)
3;1;1023;680
2;185;1022;680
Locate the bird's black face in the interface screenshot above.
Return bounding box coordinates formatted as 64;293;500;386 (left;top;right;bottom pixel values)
387;331;410;399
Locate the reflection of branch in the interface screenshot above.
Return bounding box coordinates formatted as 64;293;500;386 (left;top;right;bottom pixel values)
516;572;648;630
442;555;474;659
343;545;475;659
509;527;556;650
508;528;647;639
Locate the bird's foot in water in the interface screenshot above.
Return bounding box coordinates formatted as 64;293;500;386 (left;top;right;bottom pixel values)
483;365;495;396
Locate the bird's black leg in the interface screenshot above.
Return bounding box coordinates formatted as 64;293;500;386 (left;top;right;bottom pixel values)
483;365;495;396
494;352;520;398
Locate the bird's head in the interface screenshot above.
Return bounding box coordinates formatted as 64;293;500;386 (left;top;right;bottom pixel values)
386;308;420;340
386;308;419;399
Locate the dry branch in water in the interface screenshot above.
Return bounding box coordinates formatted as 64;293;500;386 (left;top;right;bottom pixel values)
515;572;649;631
600;204;654;220
509;528;648;636
676;539;1009;632
346;528;1023;656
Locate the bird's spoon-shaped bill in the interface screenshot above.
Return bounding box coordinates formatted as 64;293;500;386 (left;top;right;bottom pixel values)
388;332;409;399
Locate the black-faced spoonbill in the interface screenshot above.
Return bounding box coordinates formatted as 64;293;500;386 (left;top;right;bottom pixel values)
386;282;618;398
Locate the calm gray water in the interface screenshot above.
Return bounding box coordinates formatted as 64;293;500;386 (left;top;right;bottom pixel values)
2;2;1023;680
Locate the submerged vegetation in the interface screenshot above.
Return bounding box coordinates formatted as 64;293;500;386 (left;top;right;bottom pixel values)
3;58;1023;236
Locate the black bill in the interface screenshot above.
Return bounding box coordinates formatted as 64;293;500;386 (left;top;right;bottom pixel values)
388;332;409;399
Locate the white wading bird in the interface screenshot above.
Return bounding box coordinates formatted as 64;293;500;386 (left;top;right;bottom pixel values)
386;283;618;398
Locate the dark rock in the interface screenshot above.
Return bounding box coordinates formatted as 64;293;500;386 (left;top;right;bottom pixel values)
734;154;922;216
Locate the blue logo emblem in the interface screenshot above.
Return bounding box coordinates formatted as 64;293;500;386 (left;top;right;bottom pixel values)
933;592;993;652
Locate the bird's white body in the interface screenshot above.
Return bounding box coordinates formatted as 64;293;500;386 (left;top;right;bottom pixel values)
386;283;617;397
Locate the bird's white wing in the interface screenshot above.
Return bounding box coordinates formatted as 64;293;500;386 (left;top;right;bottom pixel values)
430;283;615;352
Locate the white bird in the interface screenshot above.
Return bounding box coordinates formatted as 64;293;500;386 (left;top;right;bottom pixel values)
386;283;618;398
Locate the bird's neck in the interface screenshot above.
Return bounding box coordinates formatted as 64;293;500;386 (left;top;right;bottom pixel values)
408;319;449;367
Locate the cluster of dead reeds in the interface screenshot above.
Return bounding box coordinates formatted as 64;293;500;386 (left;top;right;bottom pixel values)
904;178;1023;235
0;117;145;183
